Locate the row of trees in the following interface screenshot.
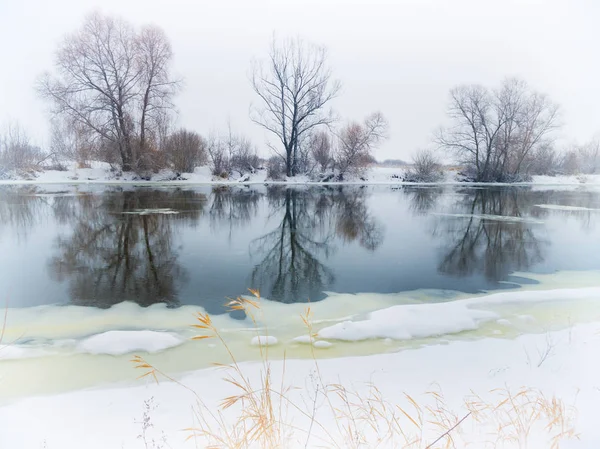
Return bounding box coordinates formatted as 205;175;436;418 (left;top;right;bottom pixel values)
2;12;598;181
12;13;386;180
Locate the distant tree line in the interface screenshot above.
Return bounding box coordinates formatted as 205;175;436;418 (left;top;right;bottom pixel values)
0;11;598;182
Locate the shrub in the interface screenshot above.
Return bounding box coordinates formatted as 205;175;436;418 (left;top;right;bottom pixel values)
405;148;443;182
164;129;208;173
267;156;286;180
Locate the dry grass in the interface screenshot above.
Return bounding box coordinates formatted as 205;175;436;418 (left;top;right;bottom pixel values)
132;290;579;449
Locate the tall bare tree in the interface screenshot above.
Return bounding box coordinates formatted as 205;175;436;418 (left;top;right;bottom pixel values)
437;78;559;182
251;37;341;177
38;12;180;171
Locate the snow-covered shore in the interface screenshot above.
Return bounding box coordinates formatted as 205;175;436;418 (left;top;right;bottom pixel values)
1;271;599;448
1;320;598;448
2;161;600;187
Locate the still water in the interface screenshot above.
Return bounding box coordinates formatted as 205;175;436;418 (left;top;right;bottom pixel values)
0;184;599;311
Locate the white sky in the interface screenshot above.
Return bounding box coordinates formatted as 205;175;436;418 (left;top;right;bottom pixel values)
1;0;599;161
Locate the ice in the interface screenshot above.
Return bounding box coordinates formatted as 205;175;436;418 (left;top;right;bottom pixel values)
250;336;278;346
318;302;498;341
122;208;180;215
535;204;600;211
433;212;544;224
77;330;183;355
318;286;600;342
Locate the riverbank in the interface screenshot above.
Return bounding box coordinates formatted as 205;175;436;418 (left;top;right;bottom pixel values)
2;161;600;187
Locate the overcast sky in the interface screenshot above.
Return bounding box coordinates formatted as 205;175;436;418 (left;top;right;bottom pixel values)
1;0;599;160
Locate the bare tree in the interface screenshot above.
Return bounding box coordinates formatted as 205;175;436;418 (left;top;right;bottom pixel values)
437;78;559;182
37;12;180;172
164;128;207;173
334;112;388;179
0;122;46;171
309;130;332;173
250;36;341;177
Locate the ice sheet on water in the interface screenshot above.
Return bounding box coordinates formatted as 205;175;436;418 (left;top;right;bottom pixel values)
535;204;600;212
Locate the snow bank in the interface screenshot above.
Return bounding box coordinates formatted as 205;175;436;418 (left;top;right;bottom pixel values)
77;330;183;355
318;302;498;341
3;161;600;187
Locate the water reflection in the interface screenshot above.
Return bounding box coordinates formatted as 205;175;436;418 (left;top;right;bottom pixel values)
250;187;384;303
0;184;598;309
434;188;547;281
48;189;206;308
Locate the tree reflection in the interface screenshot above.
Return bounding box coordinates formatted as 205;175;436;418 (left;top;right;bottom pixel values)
0;186;52;240
434;188;547;281
250;187;383;303
209;186;262;235
48;189;206;307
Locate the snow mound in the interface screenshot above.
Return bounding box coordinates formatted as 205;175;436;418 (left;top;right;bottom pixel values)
318;302;498;341
250;336;278;346
313;340;333;348
292;335;313;344
77;331;183;355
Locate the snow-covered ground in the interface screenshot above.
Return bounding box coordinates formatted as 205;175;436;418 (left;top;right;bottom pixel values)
2;161;600;187
1;270;599;448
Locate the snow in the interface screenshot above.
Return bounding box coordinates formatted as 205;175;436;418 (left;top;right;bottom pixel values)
77;331;183;355
2;161;600;187
250;335;278;346
292;335;313;344
317;302;498;341
313;340;333;348
1;321;598;448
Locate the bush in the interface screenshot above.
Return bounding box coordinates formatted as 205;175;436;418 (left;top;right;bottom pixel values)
266;156;286;180
164;129;208;173
405;149;443;182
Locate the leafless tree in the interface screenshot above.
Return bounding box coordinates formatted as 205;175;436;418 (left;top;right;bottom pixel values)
49;117;97;167
207;133;229;177
0;122;47;171
37;12;180;172
576;139;600;174
164;128;207;173
250;36;341;177
334;112;388;179
437;78;559;182
406;148;443;182
309;130;332;173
